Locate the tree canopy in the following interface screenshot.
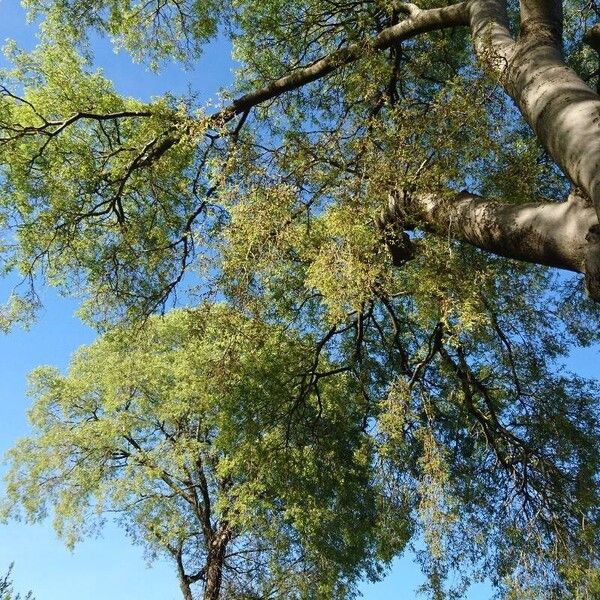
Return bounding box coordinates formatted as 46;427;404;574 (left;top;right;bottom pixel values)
4;306;385;599
1;0;600;598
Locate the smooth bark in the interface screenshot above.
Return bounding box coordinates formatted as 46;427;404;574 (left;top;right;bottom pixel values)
468;0;600;231
518;0;562;41
383;190;600;294
459;0;600;296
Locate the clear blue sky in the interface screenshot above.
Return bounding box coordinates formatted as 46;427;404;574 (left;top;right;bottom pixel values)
0;2;597;599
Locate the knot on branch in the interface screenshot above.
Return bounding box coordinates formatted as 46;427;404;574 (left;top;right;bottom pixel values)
585;224;600;301
377;191;416;266
584;23;600;53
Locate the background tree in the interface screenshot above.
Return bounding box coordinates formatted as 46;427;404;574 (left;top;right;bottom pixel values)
3;306;387;600
1;0;600;597
0;564;34;600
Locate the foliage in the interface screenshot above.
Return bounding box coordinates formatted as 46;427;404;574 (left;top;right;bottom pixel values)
1;0;600;598
0;564;34;600
3;306;390;599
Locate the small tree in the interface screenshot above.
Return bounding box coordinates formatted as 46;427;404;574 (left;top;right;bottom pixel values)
3;306;387;600
0;564;34;600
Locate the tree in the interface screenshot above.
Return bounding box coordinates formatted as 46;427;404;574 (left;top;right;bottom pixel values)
0;564;34;600
3;306;387;600
1;0;600;597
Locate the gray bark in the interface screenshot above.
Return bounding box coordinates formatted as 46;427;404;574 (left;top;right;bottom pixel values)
468;0;600;217
506;46;600;220
383;190;600;295
518;0;562;41
460;0;600;297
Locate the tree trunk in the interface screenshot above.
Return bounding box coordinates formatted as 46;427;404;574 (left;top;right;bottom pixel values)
468;0;600;219
180;580;194;600
506;47;600;220
468;1;598;215
202;525;231;600
463;0;600;297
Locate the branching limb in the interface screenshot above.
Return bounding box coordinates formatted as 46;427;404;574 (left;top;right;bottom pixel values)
382;188;600;298
468;1;600;234
0;88;153;144
206;2;469;129
408;322;443;390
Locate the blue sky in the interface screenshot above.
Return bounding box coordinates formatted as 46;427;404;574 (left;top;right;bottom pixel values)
0;1;598;598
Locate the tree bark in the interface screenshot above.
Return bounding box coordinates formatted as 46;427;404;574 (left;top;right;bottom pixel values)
468;1;600;220
202;524;231;600
507;49;600;221
468;0;514;64
463;0;600;297
180;580;194;600
383;189;600;294
518;0;562;42
176;554;195;600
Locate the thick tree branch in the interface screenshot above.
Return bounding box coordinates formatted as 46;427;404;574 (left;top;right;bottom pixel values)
518;0;563;43
208;2;469;126
383;189;600;296
468;0;515;65
504;51;600;230
469;1;600;235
